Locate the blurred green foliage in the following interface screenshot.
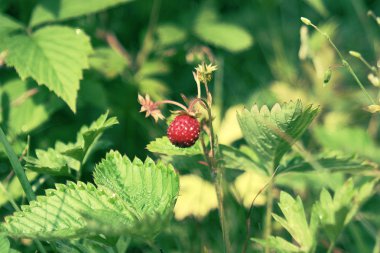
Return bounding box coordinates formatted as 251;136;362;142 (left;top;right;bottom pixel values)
1;0;380;252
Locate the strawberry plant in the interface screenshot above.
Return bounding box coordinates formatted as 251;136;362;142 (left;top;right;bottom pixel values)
1;1;380;253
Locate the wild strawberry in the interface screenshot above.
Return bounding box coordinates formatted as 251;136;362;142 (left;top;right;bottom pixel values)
167;115;200;148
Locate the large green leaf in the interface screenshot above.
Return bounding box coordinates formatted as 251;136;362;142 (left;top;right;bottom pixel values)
2;26;93;112
94;151;179;222
220;144;264;172
30;0;133;27
25;112;118;174
3;151;179;240
237;100;319;170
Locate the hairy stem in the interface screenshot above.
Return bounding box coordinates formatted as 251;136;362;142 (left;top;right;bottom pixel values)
200;102;231;253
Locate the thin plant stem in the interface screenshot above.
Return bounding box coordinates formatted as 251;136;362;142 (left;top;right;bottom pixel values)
264;179;274;253
308;22;376;105
0;128;47;253
156;100;188;111
0;126;35;201
199;97;231;253
358;56;377;74
135;0;161;69
327;241;335;253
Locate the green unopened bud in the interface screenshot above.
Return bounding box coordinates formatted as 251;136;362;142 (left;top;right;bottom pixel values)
349;51;362;58
300;17;312;26
323;69;332;86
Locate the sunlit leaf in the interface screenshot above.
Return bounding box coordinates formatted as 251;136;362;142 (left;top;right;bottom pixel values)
237;100;319;170
25;112;118;174
30;0;134;27
147;136;203;156
3;151;179;240
157;24;187;47
2;26;93;112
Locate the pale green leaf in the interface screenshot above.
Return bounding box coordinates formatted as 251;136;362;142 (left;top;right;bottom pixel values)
276;192;313;250
156;24;187;47
30;0;133;27
253;237;302;252
138;78;169;101
314;126;380;163
194;22;253;52
147;136;203;156
0;79;62;135
4;151;179;240
25;112;118;174
220;144;264;172
94;151;179;221
89;47;128;79
2;26;93;112
237;100;319;170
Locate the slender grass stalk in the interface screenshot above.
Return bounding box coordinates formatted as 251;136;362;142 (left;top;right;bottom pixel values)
327;241;335;253
0;127;47;253
0;127;35;201
302;17;376;105
263;179;274;253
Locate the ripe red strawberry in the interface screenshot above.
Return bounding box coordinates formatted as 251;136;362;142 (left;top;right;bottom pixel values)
167;114;200;148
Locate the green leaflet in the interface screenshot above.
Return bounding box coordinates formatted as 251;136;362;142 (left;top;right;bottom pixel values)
3;151;179;241
147;136;203;156
29;0;134;27
253;191;319;253
2;26;93;112
237;100;319;171
0;14;23;36
24;112;118;175
193;6;253;52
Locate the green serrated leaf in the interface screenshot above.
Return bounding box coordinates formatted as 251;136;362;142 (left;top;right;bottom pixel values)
2;26;93;112
237;100;319;170
30;0;134;27
94;151;179;222
147;136;203;156
25;112;118;174
277;192;312;249
3;151;179;241
89;47;128;79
